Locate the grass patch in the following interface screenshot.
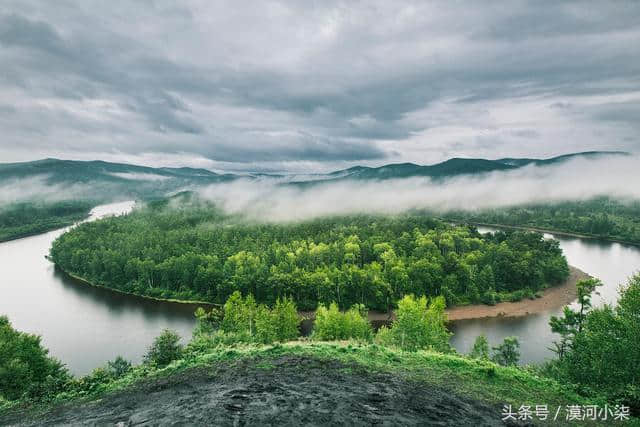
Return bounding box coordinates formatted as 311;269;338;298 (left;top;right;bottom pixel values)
1;341;602;422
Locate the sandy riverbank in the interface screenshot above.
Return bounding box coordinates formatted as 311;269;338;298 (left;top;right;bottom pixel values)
444;266;589;321
302;266;590;323
61;262;588;323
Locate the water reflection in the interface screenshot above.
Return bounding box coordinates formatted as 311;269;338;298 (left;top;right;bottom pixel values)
0;201;199;375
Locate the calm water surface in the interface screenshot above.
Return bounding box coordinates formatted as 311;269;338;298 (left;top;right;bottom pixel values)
449;227;640;364
0;202;198;375
2;210;639;374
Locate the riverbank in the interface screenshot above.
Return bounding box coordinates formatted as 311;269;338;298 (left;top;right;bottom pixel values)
59;264;588;324
61;268;220;308
444;266;589;321
449;219;640;248
0;216;89;243
302;266;589;324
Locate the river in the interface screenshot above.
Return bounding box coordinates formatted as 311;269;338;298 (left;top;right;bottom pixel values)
449;226;640;365
0;201;198;375
2;207;639;374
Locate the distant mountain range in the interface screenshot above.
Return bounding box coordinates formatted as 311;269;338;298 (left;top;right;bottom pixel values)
323;151;628;182
0;151;629;202
0;158;237;201
0;158;235;183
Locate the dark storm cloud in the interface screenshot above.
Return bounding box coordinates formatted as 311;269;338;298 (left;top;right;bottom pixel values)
0;13;207;135
589;100;640;124
478;0;640;40
0;0;639;171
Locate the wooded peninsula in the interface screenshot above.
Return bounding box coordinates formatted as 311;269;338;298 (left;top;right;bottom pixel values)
50;197;570;311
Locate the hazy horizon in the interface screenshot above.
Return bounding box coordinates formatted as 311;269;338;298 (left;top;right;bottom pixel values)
3;152;639;221
0;149;632;175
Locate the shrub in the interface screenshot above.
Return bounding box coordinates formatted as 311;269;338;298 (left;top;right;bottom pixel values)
440;285;459;306
218;292;300;344
342;304;373;341
378;295;451;352
144;329;183;367
253;306;276;344
374;325;394;347
193;306;223;336
221;291;257;335
107;356;132;378
254;297;300;344
491;336;520;366
75;367;112;395
469;334;490;360
312;303;343;340
506;289;528;302
480;289;498;305
480;364;496;377
508;288;535;301
313;303;373;341
187;329;253;355
0;315;70;401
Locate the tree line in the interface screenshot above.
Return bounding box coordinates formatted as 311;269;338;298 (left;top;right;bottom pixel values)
49;199;569;311
445;197;640;244
0;291;451;403
0;200;92;242
3;275;638;413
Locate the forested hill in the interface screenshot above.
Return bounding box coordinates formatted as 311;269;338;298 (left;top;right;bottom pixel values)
320;150;628;182
325;158;516;180
49;198;570;310
0;158;231;183
494;150;628;167
444;197;640;245
0;151;627;198
0;151;631;244
0;200;92;242
0;158;236;201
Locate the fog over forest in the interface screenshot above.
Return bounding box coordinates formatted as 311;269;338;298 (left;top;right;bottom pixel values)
199;154;640;221
1;154;637;218
0;176;93;205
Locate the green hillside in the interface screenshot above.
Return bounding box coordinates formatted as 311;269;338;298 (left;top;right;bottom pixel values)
0;342;609;426
0;151;627;195
305;151;629;183
0;158;236;201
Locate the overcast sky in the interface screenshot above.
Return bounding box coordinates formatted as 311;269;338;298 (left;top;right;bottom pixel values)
1;1;639;172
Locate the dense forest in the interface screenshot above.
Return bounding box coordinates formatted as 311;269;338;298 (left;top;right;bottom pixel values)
50;198;569;311
0;201;93;242
444;197;640;244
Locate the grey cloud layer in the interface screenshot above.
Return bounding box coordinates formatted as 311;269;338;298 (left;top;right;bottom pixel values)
0;1;639;170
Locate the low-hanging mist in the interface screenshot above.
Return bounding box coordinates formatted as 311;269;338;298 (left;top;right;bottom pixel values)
198;155;640;221
0;176;96;206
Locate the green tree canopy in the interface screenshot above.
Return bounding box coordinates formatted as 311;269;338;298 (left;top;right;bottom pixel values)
50;199;570;311
0;316;69;400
